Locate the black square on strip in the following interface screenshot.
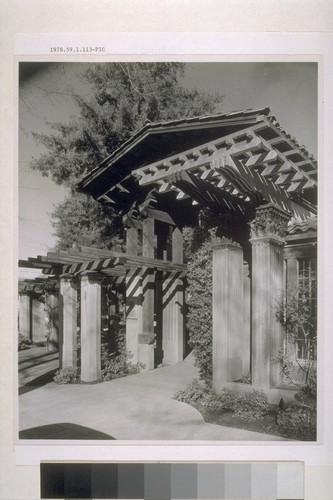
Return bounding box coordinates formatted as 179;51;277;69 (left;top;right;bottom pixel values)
64;463;92;498
40;463;65;499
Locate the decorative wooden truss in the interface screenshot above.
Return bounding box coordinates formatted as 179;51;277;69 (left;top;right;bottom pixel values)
132;117;316;218
77;108;317;221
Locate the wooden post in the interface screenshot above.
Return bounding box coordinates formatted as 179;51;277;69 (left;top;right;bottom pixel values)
80;271;102;382
212;238;244;392
19;292;31;339
250;204;290;390
60;274;78;369
126;226;138;256
162;227;184;365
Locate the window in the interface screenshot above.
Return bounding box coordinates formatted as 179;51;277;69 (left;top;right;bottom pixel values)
296;258;317;360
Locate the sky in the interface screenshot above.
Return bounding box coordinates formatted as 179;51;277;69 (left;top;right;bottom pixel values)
19;61;318;275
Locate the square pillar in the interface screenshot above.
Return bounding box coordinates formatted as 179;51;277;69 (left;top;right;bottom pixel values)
212;238;244;393
19;292;31;339
242;263;251;376
80;271;102;382
162;225;184;365
138;267;155;370
162;271;184;364
125;268;142;364
250;204;290;390
45;283;60;352
31;297;45;344
60;274;78;369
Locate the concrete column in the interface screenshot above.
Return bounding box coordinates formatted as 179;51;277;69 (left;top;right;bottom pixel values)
125;268;142;364
45;285;60;352
162;227;184;365
80;271;102;382
138;217;155;370
139;267;155;370
212;238;244;393
242;263;251;376
162;272;184;364
250;204;290;390
31;297;45;344
19;292;31;339
60;274;78;369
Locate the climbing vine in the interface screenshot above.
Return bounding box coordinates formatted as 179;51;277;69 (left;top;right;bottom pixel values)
186;236;214;385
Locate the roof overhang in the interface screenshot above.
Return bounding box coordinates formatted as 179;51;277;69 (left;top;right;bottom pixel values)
77;108;317;220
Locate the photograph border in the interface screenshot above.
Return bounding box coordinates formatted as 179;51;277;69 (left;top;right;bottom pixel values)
11;33;329;467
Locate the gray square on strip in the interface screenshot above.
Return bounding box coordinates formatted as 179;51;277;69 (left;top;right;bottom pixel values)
251;463;277;500
170;464;197;499
197;463;225;499
145;463;171;499
224;464;251;499
118;464;145;499
277;463;304;499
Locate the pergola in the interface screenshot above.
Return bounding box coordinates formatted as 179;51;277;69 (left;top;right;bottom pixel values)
19;108;317;400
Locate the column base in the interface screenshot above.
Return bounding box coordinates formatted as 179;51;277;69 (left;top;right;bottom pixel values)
138;344;154;370
212;356;243;393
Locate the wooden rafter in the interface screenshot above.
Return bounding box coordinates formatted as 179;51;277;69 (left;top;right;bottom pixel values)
131;121;317;217
19;245;187;278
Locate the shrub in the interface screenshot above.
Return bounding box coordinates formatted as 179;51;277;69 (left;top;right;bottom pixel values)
34;341;46;347
276;403;316;438
101;349;145;381
18;334;33;351
233;391;269;421
174;379;207;404
174;381;268;421
53;366;79;384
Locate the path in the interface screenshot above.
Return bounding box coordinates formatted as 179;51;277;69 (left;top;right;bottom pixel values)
19;349;288;441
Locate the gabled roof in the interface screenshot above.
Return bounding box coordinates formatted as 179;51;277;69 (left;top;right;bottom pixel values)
77;107;317;218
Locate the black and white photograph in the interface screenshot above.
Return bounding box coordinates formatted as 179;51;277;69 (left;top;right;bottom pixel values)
18;61;318;442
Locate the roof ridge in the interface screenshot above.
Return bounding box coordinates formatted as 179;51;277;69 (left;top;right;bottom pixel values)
77;107;272;188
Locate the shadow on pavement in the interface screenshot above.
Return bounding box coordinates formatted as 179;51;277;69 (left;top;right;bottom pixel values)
19;423;115;440
19;369;58;395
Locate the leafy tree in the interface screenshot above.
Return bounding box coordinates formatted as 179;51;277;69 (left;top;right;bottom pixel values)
51;192;124;251
30;63;223;249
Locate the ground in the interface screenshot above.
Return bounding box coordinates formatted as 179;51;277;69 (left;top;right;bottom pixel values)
18;347;289;441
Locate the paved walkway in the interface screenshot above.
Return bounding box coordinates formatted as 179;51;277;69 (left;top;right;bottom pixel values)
19;348;288;441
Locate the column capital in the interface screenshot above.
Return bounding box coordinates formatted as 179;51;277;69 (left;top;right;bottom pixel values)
60;273;76;281
211;236;243;252
250;203;290;242
45;279;59;292
80;271;104;283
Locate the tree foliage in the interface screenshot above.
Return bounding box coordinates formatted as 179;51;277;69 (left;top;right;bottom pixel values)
30;62;222;249
51;192;124;251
